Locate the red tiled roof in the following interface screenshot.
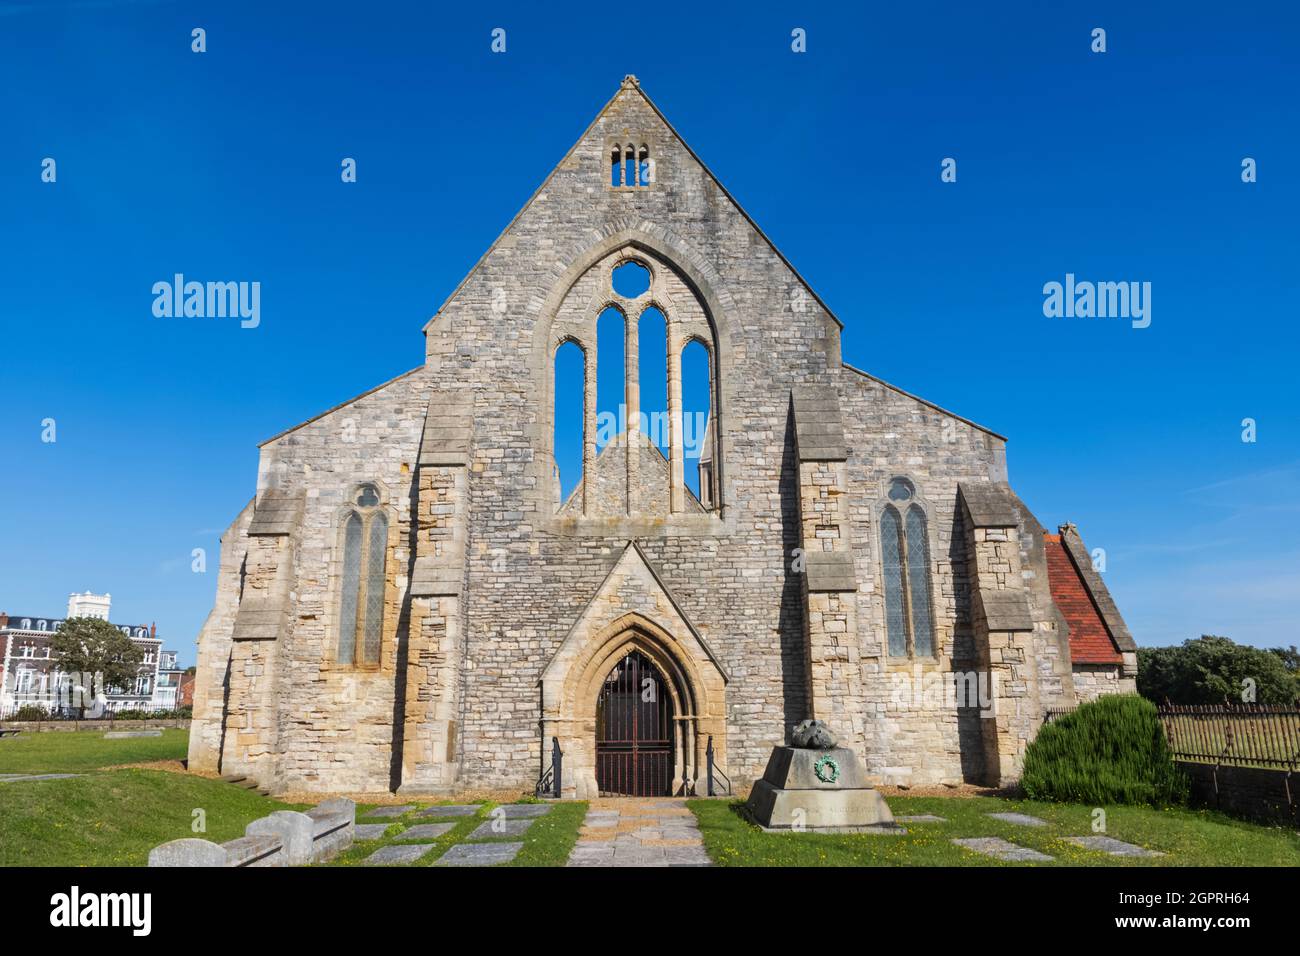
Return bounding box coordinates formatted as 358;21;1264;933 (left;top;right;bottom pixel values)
1043;534;1123;665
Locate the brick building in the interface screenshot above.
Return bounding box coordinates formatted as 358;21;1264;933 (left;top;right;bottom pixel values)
189;77;1136;797
0;593;167;716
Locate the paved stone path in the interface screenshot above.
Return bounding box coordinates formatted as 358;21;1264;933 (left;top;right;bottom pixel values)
567;798;711;867
0;773;81;783
986;812;1048;827
396;823;457;841
363;843;439;865
416;804;479;818
952;837;1053;862
436;842;524;866
1065;835;1164;858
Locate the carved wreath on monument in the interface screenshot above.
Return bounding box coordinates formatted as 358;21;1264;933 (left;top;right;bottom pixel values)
813;754;840;783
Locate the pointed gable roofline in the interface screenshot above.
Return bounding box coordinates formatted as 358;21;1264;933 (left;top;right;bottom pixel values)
542;538;730;684
842;362;1007;442
422;75;843;334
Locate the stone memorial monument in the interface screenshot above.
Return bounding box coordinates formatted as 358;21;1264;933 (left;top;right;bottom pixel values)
745;720;899;832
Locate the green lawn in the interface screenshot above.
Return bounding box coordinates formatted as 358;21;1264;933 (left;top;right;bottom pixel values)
0;769;303;866
689;796;1300;867
0;729;189;773
325;799;588;867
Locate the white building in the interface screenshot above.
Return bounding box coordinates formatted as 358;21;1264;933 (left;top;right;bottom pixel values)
0;593;167;716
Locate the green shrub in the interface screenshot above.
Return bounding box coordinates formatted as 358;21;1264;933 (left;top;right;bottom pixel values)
1021;694;1188;806
11;705;52;722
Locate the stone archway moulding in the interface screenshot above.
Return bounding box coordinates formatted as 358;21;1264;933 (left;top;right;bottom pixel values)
539;603;728;800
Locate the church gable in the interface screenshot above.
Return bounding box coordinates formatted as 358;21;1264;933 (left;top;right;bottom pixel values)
422;76;841;363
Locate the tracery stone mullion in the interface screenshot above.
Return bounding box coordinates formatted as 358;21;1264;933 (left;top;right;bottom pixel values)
667;323;685;513
581;338;596;516
624;306;639;515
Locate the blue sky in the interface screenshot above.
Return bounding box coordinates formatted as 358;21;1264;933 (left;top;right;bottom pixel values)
1;1;1296;666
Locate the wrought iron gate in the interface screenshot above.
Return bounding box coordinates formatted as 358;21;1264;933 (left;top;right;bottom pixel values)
595;650;674;796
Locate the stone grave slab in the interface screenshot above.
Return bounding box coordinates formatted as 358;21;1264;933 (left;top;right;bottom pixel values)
497;803;553;819
896;814;947;823
435;842;524;866
1065;835;1164;858
361;805;415;818
394;822;457;841
953;837;1053;862
416;804;480;818
986;812;1048;827
104;730;162;738
468;818;535;839
353;824;393;840
362;843;437;865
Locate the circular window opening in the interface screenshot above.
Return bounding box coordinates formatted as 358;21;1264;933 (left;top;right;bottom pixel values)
887;477;914;502
612;260;651;298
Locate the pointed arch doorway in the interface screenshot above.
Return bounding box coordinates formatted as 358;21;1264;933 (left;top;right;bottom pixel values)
595;649;674;796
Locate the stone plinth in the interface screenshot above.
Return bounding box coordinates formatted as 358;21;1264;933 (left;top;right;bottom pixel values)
745;746;897;832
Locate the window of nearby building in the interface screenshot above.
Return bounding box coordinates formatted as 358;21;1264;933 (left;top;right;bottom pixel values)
337;483;388;666
880;477;936;659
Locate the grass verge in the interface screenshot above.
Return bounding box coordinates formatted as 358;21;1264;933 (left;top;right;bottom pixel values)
0;729;189;773
688;795;1300;867
0;769;303;866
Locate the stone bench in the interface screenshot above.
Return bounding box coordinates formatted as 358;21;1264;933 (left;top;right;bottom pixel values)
149;798;356;867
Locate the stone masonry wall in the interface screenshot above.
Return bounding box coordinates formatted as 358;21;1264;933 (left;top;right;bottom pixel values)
193;78;1071;795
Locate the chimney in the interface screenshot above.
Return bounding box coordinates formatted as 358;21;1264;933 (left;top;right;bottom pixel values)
0;612;8;630
150;622;157;638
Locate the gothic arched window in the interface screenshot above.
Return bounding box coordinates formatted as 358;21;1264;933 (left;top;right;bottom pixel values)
337;483;387;666
880;477;936;658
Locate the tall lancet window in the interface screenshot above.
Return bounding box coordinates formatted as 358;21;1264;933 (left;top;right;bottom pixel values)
880;477;936;658
337;483;387;666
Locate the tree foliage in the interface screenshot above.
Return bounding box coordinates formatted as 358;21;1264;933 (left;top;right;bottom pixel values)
49;617;145;715
1137;635;1298;706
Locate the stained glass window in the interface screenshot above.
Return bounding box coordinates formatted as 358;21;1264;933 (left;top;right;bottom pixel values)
881;506;908;657
906;505;934;657
337;512;362;665
361;512;387;665
881;480;936;659
337;486;386;666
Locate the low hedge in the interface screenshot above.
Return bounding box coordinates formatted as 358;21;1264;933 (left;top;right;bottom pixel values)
1021;694;1187;806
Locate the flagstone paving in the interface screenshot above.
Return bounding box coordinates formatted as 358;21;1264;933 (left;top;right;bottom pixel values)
468;817;536;839
952;837;1053;862
567;798;712;867
1064;835;1165;858
986;812;1048;827
394;822;457;841
436;842;525;866
415;804;480;818
363;843;438;865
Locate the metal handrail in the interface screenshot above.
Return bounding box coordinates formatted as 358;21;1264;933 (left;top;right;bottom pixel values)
704;735;732;796
535;736;563;798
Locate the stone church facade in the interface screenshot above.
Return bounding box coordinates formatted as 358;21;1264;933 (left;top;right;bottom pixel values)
188;77;1137;798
